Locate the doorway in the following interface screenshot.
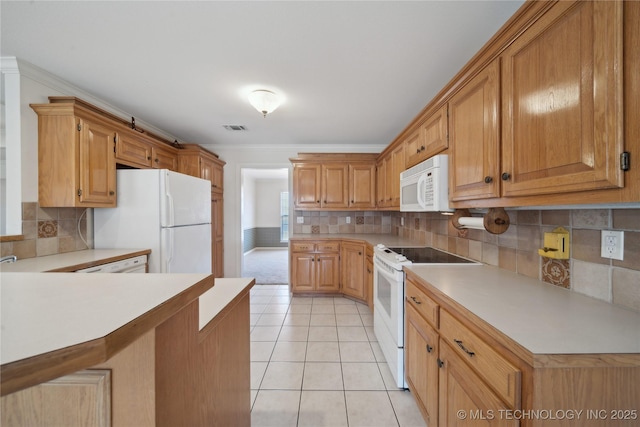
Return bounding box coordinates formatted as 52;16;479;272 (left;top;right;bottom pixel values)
240;167;290;285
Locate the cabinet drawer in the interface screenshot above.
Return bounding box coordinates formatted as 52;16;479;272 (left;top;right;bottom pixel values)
315;241;340;252
440;309;520;408
290;241;315;252
405;279;439;328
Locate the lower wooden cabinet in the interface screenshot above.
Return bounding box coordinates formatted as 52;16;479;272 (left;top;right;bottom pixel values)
438;341;517;427
290;241;340;293
341;241;366;300
365;244;374;310
405;304;439;427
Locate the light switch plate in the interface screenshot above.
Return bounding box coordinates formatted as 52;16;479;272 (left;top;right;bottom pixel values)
296;217;304;224
601;230;624;260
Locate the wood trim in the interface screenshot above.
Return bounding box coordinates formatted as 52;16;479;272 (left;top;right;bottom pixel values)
0;235;24;242
0;275;214;397
290;153;378;162
46;249;151;272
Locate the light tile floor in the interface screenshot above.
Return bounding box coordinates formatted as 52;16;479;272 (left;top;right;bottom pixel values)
250;284;427;427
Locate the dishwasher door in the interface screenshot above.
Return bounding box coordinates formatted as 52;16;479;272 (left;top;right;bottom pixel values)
76;255;148;273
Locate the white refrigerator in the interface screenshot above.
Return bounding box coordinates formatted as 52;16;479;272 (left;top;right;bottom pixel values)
94;169;211;273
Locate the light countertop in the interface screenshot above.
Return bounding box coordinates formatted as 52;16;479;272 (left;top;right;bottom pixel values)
0;272;254;396
1;272;211;365
405;264;640;355
0;249;151;272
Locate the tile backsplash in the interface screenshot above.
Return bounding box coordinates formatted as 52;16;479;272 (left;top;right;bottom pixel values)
0;202;91;260
293;208;640;312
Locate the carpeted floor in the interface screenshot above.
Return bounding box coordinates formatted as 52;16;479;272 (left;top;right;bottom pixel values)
243;248;289;285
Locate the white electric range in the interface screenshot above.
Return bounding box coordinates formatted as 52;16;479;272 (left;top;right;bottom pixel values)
372;244;479;388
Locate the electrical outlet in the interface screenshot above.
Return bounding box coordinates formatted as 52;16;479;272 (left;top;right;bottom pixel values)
346;216;351;224
601;230;624;260
400;217;404;226
296;216;304;224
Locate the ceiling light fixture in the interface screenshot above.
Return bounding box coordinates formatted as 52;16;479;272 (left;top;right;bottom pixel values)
248;89;281;118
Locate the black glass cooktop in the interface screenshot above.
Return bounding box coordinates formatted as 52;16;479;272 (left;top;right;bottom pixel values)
388;247;476;264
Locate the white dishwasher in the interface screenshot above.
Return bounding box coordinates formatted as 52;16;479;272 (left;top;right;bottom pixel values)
75;255;148;273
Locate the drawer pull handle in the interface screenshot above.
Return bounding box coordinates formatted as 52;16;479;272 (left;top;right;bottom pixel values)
426;344;433;353
410;296;421;305
454;339;475;357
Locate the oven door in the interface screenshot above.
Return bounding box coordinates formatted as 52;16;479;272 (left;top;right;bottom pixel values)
373;258;404;346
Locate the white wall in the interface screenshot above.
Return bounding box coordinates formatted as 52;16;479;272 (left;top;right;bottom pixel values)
255;178;288;228
241;172;256;230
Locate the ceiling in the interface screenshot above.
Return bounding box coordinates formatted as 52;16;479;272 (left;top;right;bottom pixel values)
1;1;524;150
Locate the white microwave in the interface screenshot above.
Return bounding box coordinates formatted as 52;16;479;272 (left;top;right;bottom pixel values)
399;154;452;212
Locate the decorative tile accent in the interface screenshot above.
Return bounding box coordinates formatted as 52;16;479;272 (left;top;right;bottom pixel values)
414;218;420;230
541;258;570;288
356;216;364;225
38;220;58;238
311;226;320;234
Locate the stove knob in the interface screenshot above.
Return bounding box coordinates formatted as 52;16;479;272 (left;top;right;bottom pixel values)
377;244;386;249
395;255;407;262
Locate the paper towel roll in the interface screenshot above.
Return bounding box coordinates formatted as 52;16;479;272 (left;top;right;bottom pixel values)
456;216;485;230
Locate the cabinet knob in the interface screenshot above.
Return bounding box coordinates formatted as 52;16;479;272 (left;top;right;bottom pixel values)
155;158;159;163
416;149;420;154
437;358;444;368
317;200;320;203
420;145;425;151
109;191;115;196
147;156;151;160
484;176;493;183
501;172;511;181
426;344;433;353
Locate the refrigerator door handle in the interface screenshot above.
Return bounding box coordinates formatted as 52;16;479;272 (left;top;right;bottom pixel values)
165;182;175;227
162;228;174;272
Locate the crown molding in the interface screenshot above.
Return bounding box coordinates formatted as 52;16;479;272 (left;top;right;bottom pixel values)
3;56;177;142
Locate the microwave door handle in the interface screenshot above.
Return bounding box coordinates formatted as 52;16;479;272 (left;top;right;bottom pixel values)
417;174;427;209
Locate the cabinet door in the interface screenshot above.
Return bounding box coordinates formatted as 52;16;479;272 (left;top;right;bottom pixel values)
405;128;424;168
315;253;340;292
78;119;117;206
212;163;224;192
501;0;624;197
293;163;321;209
384;156;395;206
376;159;387;207
365;246;374;310
116;132;152;168
349;163;376;208
212;193;224;278
421;104;449;161
390;144;406;207
152;145;178;171
321;163;349;208
291;253;315;292
439;341;517;427
449;60;500;201
405;305;439;427
340;242;365;300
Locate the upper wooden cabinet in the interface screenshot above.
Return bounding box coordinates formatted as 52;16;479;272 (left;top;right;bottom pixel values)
116;129;153;168
381;0;637;208
500;0;624;198
406;104;449;169
291;153;377;210
32;102;117;208
376;144;404;209
321;163;349;209
449;60;501;202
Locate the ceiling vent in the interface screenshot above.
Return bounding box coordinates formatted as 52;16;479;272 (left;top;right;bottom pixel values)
223;125;247;131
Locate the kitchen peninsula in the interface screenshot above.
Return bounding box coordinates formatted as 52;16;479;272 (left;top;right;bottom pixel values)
0;272;254;427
